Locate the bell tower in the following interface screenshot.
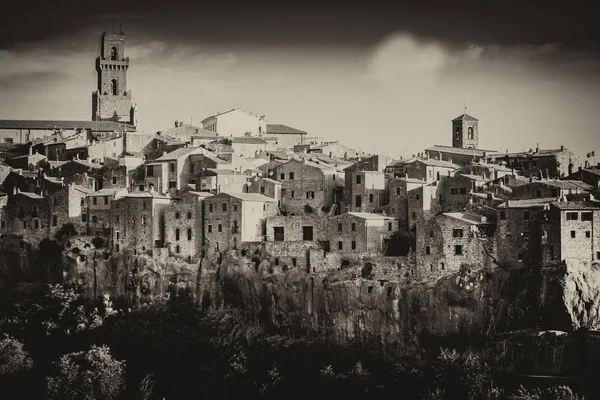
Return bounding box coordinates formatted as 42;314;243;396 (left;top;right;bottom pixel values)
451;109;479;149
92;26;136;126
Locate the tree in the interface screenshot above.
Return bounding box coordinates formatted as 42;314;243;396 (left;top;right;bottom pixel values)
55;223;78;245
46;344;126;400
385;230;413;256
0;335;33;375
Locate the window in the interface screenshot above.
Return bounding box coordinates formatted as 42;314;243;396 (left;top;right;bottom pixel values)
388;222;392;231
280;173;285;180
208;225;213;233
337;223;342;232
143;201;147;210
292;258;297;267
429;230;434;238
522;231;530;241
218;224;222;232
289;172;294;180
338;241;343;250
291;190;295;198
110;46;118;60
82;214;87;222
187;228;192;240
416;194;420;200
523;211;530;220
146;167;154;177
175;229;180;240
355;195;362;207
412;212;416;218
356;175;361;184
233;204;238;212
222;203;227;212
566;212;578;221
275;257;279;266
500;211;506;220
111;79;118;95
351;223;356;231
52;215;57;226
261;187;265;194
22;221;26;229
453;228;464;238
115;216;120;224
93;197;97;205
274;227;284;241
232;220;238;233
92;216;98;223
53;197;57;206
459;188;467;195
582;212;593;221
34;220;39;229
369;194;374;203
454;245;463;255
187;211;192;219
141;217;146;225
586;231;591;238
209;204;214;212
425;246;430;255
306;191;315;200
0;220;4;229
115;231;120;240
451;188;458;195
302;226;313;241
169;182;176;189
351;241;356;250
571;230;576;238
104;196;109;205
112;176;117;185
176;245;180;254
170;162;175;172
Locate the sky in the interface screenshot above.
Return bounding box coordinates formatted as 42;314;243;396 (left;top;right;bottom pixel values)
1;0;599;161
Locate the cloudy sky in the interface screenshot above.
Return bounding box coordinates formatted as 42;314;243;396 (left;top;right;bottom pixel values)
1;0;599;160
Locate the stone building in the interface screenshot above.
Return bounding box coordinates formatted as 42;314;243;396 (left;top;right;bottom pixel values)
228;137;268;158
386;177;426;228
439;173;489;213
544;200;600;264
195;169;250;193
248;177;282;205
495;197;555;269
5;146;46;170
203;192;278;256
265;215;327;270
144;146;205;196
110;191;172;255
189;153;233;176
327;212;399;256
487;145;580;179
91;28;139;126
156;122;217;145
47;182;92;236
274;158;340;216
163;191;210;263
565;166;600;189
83;187;128;236
417;211;494;277
511;179;594;200
6;190;51;246
402;157;459;184
201;108;267;137
264;124;307;149
344;170;387;214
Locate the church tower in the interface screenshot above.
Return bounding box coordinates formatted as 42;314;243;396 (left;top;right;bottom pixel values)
92;27;136;126
451;112;479;149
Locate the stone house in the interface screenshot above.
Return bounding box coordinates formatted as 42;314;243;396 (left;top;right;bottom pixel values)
564;166;600;189
544;200;600;265
344;169;388;214
163;191;210;263
274;158;340;216
228;137;268;158
438;173;489;213
386;177;426;227
203;192;278;256
195;169;250;193
417;211;494;278
5;147;47;170
425;145;494;167
47;182;92;237
265;215;327;270
83;187;128;236
189;153;233;179
248;177;282;205
487;145;579;179
495;197;555;269
144;146;205;196
201;108;267;137
402;157;459;184
327;212;399;256
6;190;51;246
110;191;172;255
511;179;594;200
264;124;307;149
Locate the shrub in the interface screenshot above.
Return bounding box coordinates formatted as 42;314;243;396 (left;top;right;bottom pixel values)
509;385;585;400
0;335;33;375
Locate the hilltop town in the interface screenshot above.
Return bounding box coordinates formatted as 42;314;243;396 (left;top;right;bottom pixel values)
1;28;599;284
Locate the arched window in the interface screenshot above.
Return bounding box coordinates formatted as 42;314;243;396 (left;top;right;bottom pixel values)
111;79;118;95
110;47;118;60
467;127;474;140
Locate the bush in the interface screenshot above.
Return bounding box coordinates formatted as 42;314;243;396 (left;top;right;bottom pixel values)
92;236;105;249
509;385;585;400
46;344;126;400
0;335;33;375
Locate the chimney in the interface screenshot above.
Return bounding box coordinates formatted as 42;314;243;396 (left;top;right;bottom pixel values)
585;160;589;168
529;176;533;183
560;145;565;151
12;187;16;195
511;168;516;176
163;151;167;157
448;157;453;164
536;143;540;153
16;188;20;194
29;145;33;156
545;168;550;180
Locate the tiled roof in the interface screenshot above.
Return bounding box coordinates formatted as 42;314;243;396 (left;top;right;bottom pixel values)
48;161;69;168
444;212;489;224
452;113;479;122
259;178;281;185
497;197;557;209
489;148;570;159
540;180;594;191
266;124;307;135
204;168;241;175
425;145;494;157
125;191;170;199
89;188;122;197
209;192;276;202
412;157;460;169
343;212;393;220
155;147;202;161
460;173;489;182
11;153;46;162
550;201;600;210
205;143;235;153
71;160;103;169
0;119;136;132
18;192;44;200
200;108;239;123
231;137;268;144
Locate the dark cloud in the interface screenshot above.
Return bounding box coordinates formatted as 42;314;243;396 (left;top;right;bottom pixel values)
3;0;599;53
0;71;68;91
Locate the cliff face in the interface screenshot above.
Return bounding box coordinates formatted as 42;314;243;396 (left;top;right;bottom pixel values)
3;241;600;364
